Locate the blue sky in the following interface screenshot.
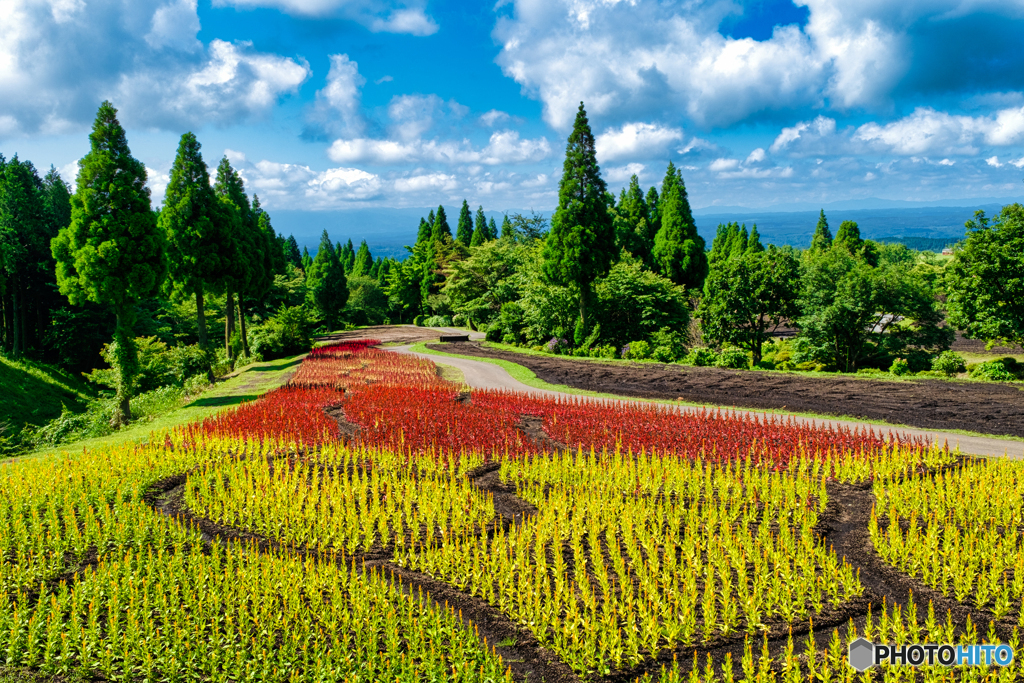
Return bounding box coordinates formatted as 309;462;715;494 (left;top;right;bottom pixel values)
4;0;1024;224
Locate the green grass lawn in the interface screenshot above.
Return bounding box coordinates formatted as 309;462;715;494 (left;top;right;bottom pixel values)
19;354;304;462
0;356;96;435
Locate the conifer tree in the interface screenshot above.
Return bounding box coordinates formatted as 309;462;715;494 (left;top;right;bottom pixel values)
431;205;451;241
834;220;863;253
159;132;225;360
652;162;707;290
500;215;513;240
456;199;473;246
301;246;312;273
416;217;431;244
748;224;764;252
645;186;660;235
810;209;832;252
542;102;615;343
352;239;373;277
613;174;653;264
488;217;498;240
284;234;302;268
306;229;348;331
471;206;489;247
51;101;165;426
213;158;250;359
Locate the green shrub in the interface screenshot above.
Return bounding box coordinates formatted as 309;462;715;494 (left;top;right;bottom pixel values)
249;305;314;361
593;345;617;359
793;361;826;372
857;368;884;375
485;324;503;342
683;347;719;366
775;360;796;371
422;315;454;327
571;346;592;357
916;370;944;378
622;340;651;360
970;360;1018;381
649;327;687;360
931;351;967;376
753;359;775;370
716;347;749;370
413;315;426;326
651;345;676;363
889;357;912;376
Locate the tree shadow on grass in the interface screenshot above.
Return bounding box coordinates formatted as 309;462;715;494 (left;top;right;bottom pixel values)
187;395;259;408
245;357;303;372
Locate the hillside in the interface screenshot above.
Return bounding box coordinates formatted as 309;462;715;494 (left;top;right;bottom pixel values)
0;356;95;438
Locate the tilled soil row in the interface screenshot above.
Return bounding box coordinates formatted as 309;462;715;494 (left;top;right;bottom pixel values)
426;342;1024;439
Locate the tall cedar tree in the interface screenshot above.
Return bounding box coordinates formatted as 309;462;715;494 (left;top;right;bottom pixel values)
341;239;356;272
306;229;348;331
431;205;451;241
542;102;615;343
471;206;489;247
488;217;498;240
284;235;302;267
810;210;833;252
159;132;225;359
352;240;372;277
0;156;47;358
613;174;652;265
51;101;166;426
416;217;431;244
243;195;281;356
834;220;863;253
500;216;512;239
652;161;707;290
213;157;250;359
456;199;473;246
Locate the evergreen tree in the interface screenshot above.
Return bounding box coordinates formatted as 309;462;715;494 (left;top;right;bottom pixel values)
284;235;302;268
416;217;431;244
488;217;498;240
306;229;348;331
456;199;473;247
471;205;489;247
431;205;451;241
213;157;251;360
51;101;166;426
301;246;312;273
352;239;373;277
730;224;749;259
748;224;764;253
810;210;833;252
651;162;707;290
645;186;660;235
613;174;653;264
500;215;513;240
0;156;47;358
159;132;225;361
834;220;863;253
542;102;615;343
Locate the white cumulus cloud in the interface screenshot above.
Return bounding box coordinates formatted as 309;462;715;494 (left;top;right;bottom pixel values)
595;123;684;163
212;0;438;35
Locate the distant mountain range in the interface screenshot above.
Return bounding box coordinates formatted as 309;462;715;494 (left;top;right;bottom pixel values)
272;197;1020;257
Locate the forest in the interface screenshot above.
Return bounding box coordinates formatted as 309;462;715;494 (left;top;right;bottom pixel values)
1;101;1022;453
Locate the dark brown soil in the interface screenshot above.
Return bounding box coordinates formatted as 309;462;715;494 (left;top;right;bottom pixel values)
429;343;1024;438
317;325;453;345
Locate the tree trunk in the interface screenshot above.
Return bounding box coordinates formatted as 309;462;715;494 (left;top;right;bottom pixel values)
225;289;235;360
237;295;250;358
11;282;21;359
1;293;10;353
195;287;214;382
111;310;138;428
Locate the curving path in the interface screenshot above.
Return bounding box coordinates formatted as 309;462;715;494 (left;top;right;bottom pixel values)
393;342;1024;460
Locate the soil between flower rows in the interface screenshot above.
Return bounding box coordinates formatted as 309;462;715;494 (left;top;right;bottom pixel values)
426;343;1024;439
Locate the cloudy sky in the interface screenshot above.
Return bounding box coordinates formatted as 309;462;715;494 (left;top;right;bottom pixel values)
4;0;1024;217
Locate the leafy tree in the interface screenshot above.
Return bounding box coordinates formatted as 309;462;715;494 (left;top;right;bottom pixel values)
159;132;226;363
946;205;1024;347
306;229;348;331
834;220;863;253
796;247;951;372
595;257;689;349
698;245;801;364
51;101;166;426
612;174;654;264
345;275;389;325
456;199;473;247
542;102;615;344
444;239;529;328
809;210;832;252
351;239;373;277
652;162;707;291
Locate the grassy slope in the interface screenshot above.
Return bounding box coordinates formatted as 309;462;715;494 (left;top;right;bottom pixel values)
21;354;304;461
0;356;95;433
412;342;1024;443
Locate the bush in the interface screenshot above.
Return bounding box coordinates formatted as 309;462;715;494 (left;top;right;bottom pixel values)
793;361;826;372
970;359;1018;381
931;351;967;377
651;345;676;363
167;344;209;383
422;315;454;327
249;305;314;361
775;360;796;371
716;347;749;370
485;324;503;342
916;370;944;378
451;314;466;327
545;337;570;354
889;357;912;376
593;345;617;359
621;340;651;360
85;336;206;392
650;327;687;360
413;315;426;327
683;347;719;366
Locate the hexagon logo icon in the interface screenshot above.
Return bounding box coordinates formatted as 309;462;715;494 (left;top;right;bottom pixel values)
849;638;875;671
